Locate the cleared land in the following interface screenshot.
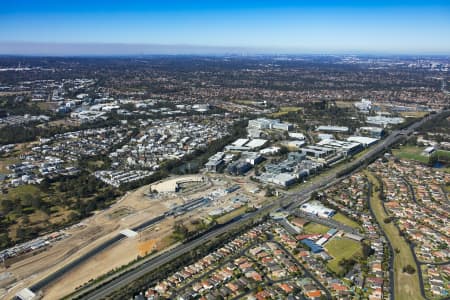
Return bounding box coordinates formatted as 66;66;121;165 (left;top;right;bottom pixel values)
2;173;262;299
366;171;423;300
0;156;19;173
1;184;176;299
399;111;428;118
332;212;362;230
325;237;362;275
392;145;429;164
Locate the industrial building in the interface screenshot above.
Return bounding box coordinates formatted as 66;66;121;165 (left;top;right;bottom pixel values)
288;132;306;140
225;138;268;152
227;160;252;176
247;118;293;137
358;126;385;138
316;139;363;157
205;152;225;172
316;125;349;133
366;115;404;126
257;152;322;187
259;146;281;155
300;146;335;158
354;98;372;111
317;133;334;140
241;151;264;165
346;136;379;147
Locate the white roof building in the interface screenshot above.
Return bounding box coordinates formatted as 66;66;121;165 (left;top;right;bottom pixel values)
316;125;349;133
246;139;268;149
232;138;249;147
347;136;379;147
300;201;336;218
366;115;404;126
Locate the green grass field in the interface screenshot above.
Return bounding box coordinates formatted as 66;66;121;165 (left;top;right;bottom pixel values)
392;145;429;164
332;212;362;230
269;106;302;117
232;99;255;105
0;184;42;201
365;171;423;300
434;150;450;162
303;222;330;234
216;206;247;225
325;237;362;275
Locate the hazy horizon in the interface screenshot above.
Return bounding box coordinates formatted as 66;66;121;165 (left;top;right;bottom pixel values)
1;41;450;57
1;1;450;55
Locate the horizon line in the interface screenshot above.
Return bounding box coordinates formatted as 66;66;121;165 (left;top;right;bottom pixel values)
0;41;449;57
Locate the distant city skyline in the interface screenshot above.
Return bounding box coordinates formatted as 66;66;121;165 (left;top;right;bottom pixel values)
1;0;450;55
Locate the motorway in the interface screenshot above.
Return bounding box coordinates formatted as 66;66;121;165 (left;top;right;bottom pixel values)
32;110;447;300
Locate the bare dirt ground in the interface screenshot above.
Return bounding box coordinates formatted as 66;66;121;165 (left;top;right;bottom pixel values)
1;183;178;299
1;173;266;299
43;216;179;300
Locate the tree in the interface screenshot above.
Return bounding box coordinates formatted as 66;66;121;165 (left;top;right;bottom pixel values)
16;227;26;240
1;199;13;214
0;233;11;248
31;195;42;210
403;264;416;274
173;222;189;239
265;186;275;197
362;243;375;259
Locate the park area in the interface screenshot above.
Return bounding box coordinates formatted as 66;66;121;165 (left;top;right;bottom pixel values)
325;237;362;275
332;212;362;230
365;171;423;300
392;145;429;164
303;222;330;234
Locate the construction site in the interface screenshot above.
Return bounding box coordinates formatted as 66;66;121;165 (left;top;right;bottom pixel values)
1;173;267;300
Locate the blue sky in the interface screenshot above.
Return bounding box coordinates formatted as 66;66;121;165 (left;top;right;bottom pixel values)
0;0;449;54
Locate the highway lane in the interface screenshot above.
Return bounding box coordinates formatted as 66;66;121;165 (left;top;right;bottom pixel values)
56;110;449;299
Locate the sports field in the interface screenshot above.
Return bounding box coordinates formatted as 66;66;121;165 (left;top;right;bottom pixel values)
392;145;429;164
303;222;330;234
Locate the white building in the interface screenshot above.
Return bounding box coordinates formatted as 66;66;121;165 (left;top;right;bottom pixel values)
366;115;404;126
300;201;335;218
347;136;379;147
316;125;349;133
354;98;372;111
